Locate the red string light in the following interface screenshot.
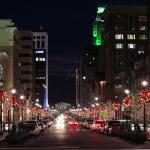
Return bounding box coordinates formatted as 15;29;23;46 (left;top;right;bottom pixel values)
139;89;150;102
122;96;132;108
112;101;119;110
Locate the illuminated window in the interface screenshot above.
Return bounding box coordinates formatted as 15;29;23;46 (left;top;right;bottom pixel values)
97;7;105;14
39;58;43;61
36;77;45;80
35;50;44;54
128;44;136;49
115;43;123;49
115;34;124;40
36;57;46;61
127;34;135;40
139;34;147;40
138;48;144;55
139;26;146;31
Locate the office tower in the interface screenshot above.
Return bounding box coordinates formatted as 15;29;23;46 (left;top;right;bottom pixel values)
92;5;105;46
103;5;148;101
33;32;48;108
17;31;34;100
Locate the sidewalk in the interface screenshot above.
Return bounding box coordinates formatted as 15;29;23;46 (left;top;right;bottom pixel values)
0;132;8;141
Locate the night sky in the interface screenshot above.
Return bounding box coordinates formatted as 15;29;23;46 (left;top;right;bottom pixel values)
0;0;145;105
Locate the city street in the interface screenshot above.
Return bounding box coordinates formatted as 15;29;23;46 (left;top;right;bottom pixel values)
0;118;150;149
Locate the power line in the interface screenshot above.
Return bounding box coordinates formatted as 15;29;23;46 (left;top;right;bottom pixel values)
48;73;75;77
49;57;80;63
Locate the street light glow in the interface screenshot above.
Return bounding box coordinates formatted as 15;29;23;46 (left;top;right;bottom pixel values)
124;89;130;95
95;97;98;101
91;104;95;107
96;103;99;106
142;81;148;87
83;76;86;80
20;95;25;100
11;89;16;94
36;98;39;102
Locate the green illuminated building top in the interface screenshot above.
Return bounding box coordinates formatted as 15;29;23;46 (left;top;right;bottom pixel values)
92;5;105;46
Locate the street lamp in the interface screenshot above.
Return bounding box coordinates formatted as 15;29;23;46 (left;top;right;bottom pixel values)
36;98;39;103
20;95;25;124
95;97;98;101
83;76;86;80
0;78;4;132
11;89;16;95
142;81;148;87
124;89;130;95
11;89;16;124
91;104;95;121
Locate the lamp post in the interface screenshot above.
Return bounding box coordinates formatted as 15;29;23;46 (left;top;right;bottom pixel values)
123;89;130;119
0;90;4;132
112;101;120;119
11;89;16;124
20;95;25;124
91;104;95;121
140;81;148;131
0;79;4;132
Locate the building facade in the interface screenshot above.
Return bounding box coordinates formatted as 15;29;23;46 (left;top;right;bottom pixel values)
33;32;48;108
17;30;34;100
16;30;34;121
103;5;148;102
92;5;106;46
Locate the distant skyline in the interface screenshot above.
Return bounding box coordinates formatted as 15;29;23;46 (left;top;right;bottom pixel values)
0;0;145;105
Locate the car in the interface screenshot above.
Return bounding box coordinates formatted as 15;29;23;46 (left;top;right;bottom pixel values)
107;123;122;136
85;119;94;129
90;119;106;131
104;120;130;136
22;121;41;136
68;120;78;126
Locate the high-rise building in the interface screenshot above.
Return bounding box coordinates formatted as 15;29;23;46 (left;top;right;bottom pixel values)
92;5;105;46
79;45;101;107
33;32;48;108
102;5;148;101
17;30;34;101
78;5;106;107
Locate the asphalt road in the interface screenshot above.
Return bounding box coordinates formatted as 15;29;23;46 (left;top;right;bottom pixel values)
0;120;150;150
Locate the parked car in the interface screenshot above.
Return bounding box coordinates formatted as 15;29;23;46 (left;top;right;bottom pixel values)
104;120;130;136
107;123;122;136
147;128;150;140
22;121;41;136
85;119;94;129
90;119;106;131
